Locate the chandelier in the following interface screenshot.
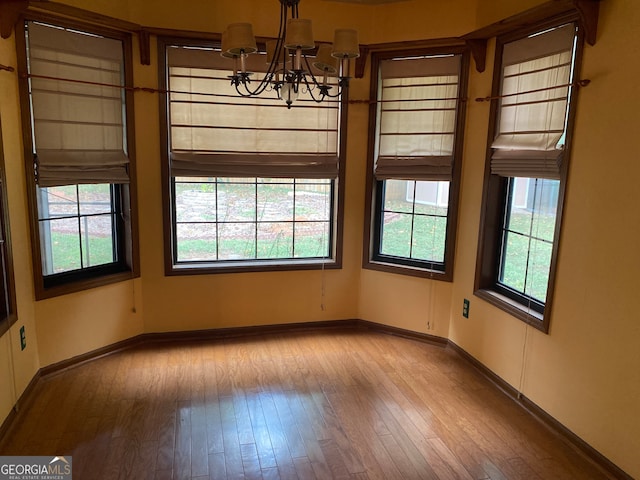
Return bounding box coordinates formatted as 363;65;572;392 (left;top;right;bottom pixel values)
221;0;359;108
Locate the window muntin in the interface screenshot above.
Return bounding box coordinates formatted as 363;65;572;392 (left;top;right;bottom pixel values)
364;50;467;279
497;178;559;312
174;177;332;263
162;40;343;272
377;179;449;266
475;21;582;331
19;18;138;297
37;184;119;275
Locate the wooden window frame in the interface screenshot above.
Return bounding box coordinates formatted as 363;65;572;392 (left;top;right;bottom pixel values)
362;46;469;282
15;13;140;300
158;36;347;276
0;117;18;338
474;14;585;333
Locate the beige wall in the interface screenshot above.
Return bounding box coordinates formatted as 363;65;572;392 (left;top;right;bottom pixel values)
448;0;640;477
0;32;40;425
0;0;638;477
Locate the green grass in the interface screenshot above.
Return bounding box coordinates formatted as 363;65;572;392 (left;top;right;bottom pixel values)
380;212;447;262
500;211;556;302
48;232;114;274
176;230;328;262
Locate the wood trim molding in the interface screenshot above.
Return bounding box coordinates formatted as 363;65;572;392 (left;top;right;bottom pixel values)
11;1;599;73
355;45;368;79
0;321;631;479
574;0;600;45
39;334;145;377
39;319;443;377
138;28;151;65
26;0;141;32
0;369;40;442
462;0;600;71
465;39;487;73
356;319;448;346
0;0;28;39
448;341;634;480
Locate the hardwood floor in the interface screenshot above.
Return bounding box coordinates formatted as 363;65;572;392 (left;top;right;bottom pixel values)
0;328;612;479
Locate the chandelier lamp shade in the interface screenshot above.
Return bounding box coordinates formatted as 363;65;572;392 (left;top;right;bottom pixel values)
222;0;359;108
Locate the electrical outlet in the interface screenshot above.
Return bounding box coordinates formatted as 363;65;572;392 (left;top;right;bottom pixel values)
19;326;26;350
463;299;470;318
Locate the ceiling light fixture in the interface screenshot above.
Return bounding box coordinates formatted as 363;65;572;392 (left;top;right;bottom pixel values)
222;0;359;108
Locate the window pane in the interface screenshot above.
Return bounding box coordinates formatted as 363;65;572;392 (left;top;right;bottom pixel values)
412;215;447;262
295;183;331;221
525;239;553;302
257;222;293;259
530;179;559;242
500;231;528;292
500;177;559;301
413;181;449;216
218;182;256;222
173;177;333;264
506;178;534;236
175;182;217;222
380;212;412;258
41;218;81;274
383;180;415;214
176;222;217;261
258;183;293;222
294;222;329;258
79;184;112;215
38;186;78;219
378;180;449;264
80;214;115;267
218;223;255;260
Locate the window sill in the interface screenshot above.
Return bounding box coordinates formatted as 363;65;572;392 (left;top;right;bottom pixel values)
363;259;451;282
167;258;340;276
36;270;137;301
474;288;548;333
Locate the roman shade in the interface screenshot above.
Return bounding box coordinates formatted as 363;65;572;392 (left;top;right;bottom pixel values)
491;23;576;179
27;22;129;187
167;46;340;179
374;55;461;181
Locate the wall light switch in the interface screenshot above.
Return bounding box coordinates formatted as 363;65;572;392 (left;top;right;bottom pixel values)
463;299;470;318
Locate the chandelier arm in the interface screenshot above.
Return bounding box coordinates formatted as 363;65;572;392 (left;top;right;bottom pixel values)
300;74;326;103
302;55;322;88
301;55;343;99
321;87;342;99
279;0;287;44
234;71;274;97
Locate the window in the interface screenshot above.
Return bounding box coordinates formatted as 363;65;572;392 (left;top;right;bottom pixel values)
159;39;345;274
475;20;583;331
0;117;17;337
363;50;468;280
18;19;139;299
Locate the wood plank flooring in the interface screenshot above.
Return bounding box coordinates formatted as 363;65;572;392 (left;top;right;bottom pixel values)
0;329;613;479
